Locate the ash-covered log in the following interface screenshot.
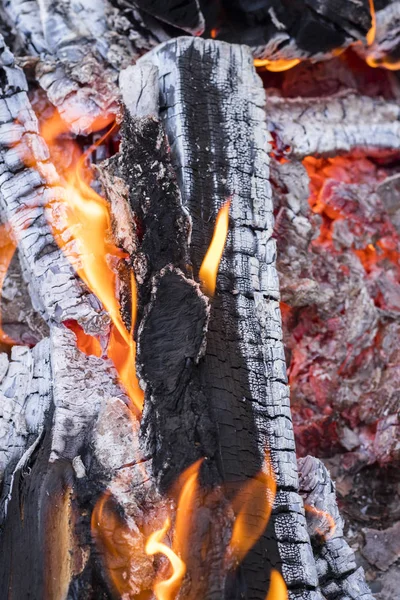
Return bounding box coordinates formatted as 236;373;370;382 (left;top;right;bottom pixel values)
298;457;373;600
111;37;373;599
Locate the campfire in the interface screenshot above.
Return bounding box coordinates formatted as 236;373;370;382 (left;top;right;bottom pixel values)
0;1;399;599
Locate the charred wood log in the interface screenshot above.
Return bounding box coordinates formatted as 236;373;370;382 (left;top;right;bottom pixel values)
201;0;372;63
265;91;400;158
119;37;320;599
0;34;108;332
2;0;163;133
298;456;373;600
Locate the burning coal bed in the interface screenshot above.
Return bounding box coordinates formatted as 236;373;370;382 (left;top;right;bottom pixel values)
0;1;400;599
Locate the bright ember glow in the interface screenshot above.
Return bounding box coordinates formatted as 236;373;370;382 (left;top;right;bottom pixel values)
199;200;230;295
228;451;277;564
254;58;301;72
0;223;16;345
41;113;144;413
266;569;288;600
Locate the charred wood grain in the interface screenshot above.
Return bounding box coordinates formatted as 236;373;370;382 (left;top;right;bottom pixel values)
2;0;162;133
119;0;205;35
0;35;108;332
265;91;400;158
123;37;322;599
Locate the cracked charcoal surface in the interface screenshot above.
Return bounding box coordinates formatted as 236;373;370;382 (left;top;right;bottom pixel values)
138;37;320;599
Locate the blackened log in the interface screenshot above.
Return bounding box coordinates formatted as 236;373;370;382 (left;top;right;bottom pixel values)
122;38;321;599
201;0;372;62
298;456;374;600
0;338;50;521
0;35;108;332
265;91;400;158
120;0;205;35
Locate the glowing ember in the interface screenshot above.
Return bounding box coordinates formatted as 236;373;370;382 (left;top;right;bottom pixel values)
41;113;144;412
304;504;337;539
0;223;17;345
266;569;288;600
254;58;301;72
228;451;277;564
199;200;230;296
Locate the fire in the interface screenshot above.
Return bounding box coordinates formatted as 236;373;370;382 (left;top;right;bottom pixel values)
0;223;17;345
145;518;186;600
266;569;288;600
228;451;277;564
304;504;337;539
41;112;144;412
254;58;301;72
199;200;230;295
367;0;376;46
146;460;202;599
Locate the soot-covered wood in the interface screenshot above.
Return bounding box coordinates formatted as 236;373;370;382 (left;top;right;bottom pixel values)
121;38;322;600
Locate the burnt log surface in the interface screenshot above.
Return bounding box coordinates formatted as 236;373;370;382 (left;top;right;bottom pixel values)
126;37;322;599
0;34;108;332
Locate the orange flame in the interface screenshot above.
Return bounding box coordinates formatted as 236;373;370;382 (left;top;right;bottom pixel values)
304;504;337;539
146;460;202;599
266;569;288;600
199;201;230;296
0;223;17;345
91;490;150;597
254;58;301;72
228;451;277;564
366;0;376;46
145;518;186;600
41;113;143;412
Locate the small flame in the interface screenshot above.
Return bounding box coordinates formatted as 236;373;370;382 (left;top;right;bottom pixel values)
304;504;337;539
64;320;102;357
199;201;230;296
146;459;202;599
0;223;17;345
366;0;376;46
228;451;277;564
266;569;288;600
41;113;144;412
254;58;301;72
146;518;186;600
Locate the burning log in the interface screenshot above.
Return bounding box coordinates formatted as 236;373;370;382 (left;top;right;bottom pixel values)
298;456;373;600
0;35;108;332
0;14;385;600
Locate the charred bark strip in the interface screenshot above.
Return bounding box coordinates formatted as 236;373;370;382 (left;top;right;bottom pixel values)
265;91;400;158
298;457;374;600
0;35;108;332
123;37;322;599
